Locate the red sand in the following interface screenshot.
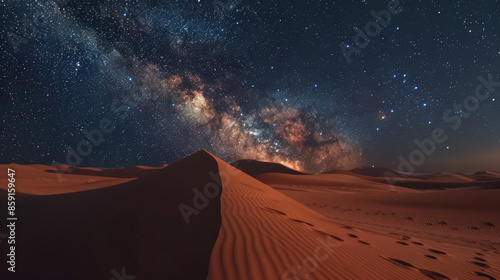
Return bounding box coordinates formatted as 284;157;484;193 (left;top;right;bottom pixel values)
1;152;499;279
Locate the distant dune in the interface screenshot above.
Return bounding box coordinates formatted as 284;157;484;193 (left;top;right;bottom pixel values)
349;166;403;178
1;153;499;279
230;159;306;176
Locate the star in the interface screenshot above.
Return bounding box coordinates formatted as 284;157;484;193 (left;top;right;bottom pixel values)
2;0;498;176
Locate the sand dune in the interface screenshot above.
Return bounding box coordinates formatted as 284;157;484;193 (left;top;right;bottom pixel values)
0;152;221;279
347;167;403;178
1;153;499;279
231;159;306;176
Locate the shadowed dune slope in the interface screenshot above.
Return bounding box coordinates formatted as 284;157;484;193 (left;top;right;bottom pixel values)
0;151;222;280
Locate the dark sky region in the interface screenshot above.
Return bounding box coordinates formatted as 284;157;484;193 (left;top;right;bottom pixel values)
1;0;499;173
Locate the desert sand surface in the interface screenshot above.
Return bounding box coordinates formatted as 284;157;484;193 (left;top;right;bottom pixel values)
1;151;499;279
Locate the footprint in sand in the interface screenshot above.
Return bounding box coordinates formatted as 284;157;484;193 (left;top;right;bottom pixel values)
474;257;486;262
396;241;409;246
483;222;496;228
418;269;451;280
313;229;344;242
348;233;358;238
386;257;414;268
475;271;497;280
412;241;424;246
437;221;448;225
358;240;370;245
424;255;437;259
290;219;314;227
428;249;446;255
383;257;450;280
472;261;490;268
405;217;414;221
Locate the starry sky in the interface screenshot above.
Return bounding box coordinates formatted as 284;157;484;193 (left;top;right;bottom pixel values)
1;0;499;173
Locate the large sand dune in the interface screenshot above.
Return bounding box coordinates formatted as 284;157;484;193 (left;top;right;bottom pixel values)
1;152;499;279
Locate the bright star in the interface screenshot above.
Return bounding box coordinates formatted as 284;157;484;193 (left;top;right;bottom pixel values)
414;86;418;90
423;103;427;107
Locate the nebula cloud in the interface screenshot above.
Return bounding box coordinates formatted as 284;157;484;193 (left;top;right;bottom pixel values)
128;63;364;173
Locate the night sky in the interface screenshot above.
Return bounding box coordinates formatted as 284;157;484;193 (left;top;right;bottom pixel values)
1;0;499;173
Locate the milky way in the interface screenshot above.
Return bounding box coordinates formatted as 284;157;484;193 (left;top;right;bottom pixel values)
1;0;499;172
123;61;363;172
